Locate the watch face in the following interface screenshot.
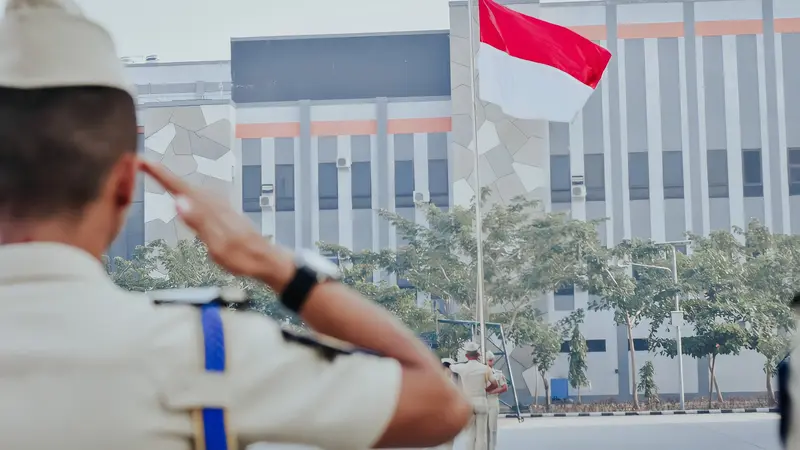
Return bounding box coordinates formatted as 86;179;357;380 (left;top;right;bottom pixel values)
299;251;342;281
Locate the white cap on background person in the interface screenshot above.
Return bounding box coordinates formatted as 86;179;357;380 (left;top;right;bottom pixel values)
0;0;132;94
463;342;480;353
485;351;495;362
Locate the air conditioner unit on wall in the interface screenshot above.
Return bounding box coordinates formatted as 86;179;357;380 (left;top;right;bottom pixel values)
571;185;586;199
571;175;586;199
336;157;351;169
413;191;430;203
259;195;273;209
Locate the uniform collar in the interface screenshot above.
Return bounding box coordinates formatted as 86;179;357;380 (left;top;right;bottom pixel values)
0;242;111;284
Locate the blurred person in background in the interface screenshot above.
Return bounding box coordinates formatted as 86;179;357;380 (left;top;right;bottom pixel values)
484;351;508;450
450;343;498;450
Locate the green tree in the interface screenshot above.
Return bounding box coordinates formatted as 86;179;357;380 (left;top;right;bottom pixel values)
377;193;603;335
637;361;659;406
506;308;562;410
559;309;589;403
588;239;677;410
740;222;798;404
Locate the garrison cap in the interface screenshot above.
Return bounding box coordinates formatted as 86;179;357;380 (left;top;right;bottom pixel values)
464;342;480;352
485;351;495;362
0;0;132;95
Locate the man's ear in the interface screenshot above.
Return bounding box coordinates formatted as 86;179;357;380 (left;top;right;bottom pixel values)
112;153;137;208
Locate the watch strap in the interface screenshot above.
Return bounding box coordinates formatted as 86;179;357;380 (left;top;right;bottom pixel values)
280;266;318;313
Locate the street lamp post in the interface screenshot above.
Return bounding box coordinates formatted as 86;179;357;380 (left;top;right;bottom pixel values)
624;240;690;410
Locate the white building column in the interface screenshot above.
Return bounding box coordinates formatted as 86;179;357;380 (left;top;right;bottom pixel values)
413;133;430;227
337;135;354;251
722;35;745;234
644;38;666;242
260;138;276;240
310;136;321;248
568;111;589;311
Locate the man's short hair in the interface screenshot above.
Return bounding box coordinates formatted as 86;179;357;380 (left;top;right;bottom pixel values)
0;86;137;220
466;351;479;359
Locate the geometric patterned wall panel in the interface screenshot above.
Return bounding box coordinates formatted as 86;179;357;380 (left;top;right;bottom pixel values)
141;104;236;245
449;3;549;209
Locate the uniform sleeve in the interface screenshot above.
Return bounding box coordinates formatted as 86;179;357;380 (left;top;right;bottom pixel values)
485;367;497;383
224;311;402;450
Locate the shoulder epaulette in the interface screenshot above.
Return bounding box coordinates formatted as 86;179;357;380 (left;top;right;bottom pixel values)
149;287;251;308
280;328;382;361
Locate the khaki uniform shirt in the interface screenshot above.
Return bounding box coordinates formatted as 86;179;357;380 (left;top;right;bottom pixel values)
451;360;495;412
0;243;401;450
488;369;507;408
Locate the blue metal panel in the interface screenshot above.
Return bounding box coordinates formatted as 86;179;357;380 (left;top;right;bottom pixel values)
551;378;569;401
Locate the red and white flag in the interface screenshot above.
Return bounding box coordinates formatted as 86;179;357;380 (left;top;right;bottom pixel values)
477;0;612;123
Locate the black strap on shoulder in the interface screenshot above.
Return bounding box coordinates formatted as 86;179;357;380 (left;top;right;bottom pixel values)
280;329;382;360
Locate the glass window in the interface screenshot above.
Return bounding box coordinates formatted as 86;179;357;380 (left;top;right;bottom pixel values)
662;151;684;199
429;159;449;207
587;340;607;352
707;149;729;198
554;295;575;311
352;162;372;209
554;283;575;296
790;149;800;196
584;154;605;201
242;165;262;212
395;161;415;208
550;155;571;203
275;164;295;211
319;163;338;210
628;338;649;352
742;149;763;197
628;152;649;200
560;341;570;353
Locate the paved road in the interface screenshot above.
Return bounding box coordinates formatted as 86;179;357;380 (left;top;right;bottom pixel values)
251;413;781;450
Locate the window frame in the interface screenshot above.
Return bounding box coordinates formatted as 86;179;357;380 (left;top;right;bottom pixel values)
707;149;729;199
584;154;606;201
275;164;296;212
742;149;763;198
351;161;372;209
662;150;685;199
394;160;415;208
550;155;571;204
242;165;263;213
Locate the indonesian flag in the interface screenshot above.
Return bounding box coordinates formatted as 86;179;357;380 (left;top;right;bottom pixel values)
477;0;612;123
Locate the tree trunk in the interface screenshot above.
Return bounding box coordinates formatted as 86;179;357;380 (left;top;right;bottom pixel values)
541;372;551;412
578;388;582;405
708;355;721;408
626;316;640;410
767;370;777;406
713;372;724;403
534;366;540;406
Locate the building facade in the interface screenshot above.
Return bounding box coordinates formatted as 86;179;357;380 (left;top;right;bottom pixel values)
110;0;800;405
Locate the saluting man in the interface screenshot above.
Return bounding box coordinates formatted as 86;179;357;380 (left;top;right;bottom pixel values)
0;0;472;448
450;342;498;450
485;351;508;450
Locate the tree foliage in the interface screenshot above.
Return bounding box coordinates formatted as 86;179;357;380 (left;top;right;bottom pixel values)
637;361;659;405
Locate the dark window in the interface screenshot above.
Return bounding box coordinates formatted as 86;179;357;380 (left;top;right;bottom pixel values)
550;155;571;203
395;161;415;208
242;165;262;212
319;163;338;210
398;278;414;289
584;154;605;201
628;152;649;200
554;283;575;296
662;151;684;199
707;149;729;198
275;164;295;211
429;159;449;207
674;244;688;255
628;338;649;352
587;340;607;352
742;149;763;197
231;33;451;103
560;341;571;353
789;149;800;196
352;162;372;209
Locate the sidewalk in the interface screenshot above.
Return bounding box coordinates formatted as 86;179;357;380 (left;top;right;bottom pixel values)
505;407;778;418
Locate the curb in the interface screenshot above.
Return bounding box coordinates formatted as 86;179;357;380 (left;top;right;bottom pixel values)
504;408;778;418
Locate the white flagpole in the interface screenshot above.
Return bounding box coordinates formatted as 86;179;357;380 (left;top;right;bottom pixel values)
466;0;488;360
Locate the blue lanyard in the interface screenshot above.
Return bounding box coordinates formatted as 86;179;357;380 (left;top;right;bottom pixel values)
197;303;234;450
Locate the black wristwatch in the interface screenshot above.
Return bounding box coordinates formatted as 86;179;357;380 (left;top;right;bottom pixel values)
280;250;342;313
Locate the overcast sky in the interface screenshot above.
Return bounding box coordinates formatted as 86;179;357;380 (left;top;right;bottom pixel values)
72;0;452;62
